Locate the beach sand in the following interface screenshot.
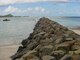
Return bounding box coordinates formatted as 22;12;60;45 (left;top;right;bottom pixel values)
0;44;20;60
72;30;80;35
0;30;80;60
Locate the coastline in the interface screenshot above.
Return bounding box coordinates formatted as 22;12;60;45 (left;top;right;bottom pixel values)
0;44;20;60
72;29;80;35
0;29;80;60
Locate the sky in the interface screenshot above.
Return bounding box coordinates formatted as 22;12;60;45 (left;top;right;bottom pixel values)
0;0;80;16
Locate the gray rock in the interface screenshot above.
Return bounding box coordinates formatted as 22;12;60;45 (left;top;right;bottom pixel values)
55;40;76;51
54;37;63;44
65;38;73;41
19;50;39;60
39;45;53;57
51;50;65;60
41;55;56;60
60;54;72;60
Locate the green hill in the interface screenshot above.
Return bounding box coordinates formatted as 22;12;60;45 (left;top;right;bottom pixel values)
4;14;13;17
0;14;13;17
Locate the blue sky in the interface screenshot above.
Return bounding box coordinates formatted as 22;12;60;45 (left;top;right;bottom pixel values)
0;0;80;16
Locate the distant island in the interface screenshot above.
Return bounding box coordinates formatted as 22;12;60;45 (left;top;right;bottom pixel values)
4;14;13;17
0;14;29;17
0;14;13;17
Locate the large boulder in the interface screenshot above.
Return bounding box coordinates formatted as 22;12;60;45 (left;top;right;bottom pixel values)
55;40;76;51
19;50;39;60
51;50;65;60
11;17;80;60
39;45;53;57
60;54;72;60
72;55;80;60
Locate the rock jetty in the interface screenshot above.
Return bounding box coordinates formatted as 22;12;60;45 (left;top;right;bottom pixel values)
11;17;80;60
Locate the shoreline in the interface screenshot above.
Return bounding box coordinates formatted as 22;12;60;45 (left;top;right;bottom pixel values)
0;44;20;60
0;29;80;60
0;43;21;47
72;29;80;35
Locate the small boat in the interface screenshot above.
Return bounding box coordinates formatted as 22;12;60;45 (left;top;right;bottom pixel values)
3;19;10;21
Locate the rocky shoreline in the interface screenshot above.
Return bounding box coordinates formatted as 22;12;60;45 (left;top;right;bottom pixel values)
11;17;80;60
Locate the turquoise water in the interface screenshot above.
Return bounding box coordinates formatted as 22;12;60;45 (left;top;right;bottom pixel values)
50;17;80;28
0;17;80;45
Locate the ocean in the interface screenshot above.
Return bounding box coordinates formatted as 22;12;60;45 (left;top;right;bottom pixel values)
0;17;80;46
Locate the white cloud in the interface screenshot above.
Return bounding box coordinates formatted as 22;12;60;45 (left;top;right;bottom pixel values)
4;6;17;13
26;7;49;13
35;7;45;12
0;0;69;6
4;6;49;14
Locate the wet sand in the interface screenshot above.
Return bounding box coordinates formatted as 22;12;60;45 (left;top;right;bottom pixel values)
0;30;80;60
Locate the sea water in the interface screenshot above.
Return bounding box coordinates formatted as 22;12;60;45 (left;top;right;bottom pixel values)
0;17;80;46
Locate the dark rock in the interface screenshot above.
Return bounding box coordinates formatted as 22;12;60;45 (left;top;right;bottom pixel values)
3;19;10;21
72;55;80;60
17;46;23;52
71;40;80;51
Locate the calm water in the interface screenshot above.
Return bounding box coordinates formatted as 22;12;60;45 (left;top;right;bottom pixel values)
0;17;80;45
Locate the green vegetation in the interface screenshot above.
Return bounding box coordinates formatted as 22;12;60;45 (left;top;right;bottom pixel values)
0;14;13;17
4;14;13;17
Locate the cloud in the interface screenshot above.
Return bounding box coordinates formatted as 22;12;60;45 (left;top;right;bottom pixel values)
3;6;49;14
29;7;48;13
0;0;69;6
4;6;22;13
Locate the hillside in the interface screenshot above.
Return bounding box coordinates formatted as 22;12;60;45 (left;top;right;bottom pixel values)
0;14;13;17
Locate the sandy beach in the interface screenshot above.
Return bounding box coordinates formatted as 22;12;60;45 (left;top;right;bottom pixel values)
0;44;20;60
72;30;80;35
0;30;80;60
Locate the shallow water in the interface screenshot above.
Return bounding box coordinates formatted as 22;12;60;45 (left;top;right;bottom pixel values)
50;17;80;28
0;17;80;45
0;17;37;45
